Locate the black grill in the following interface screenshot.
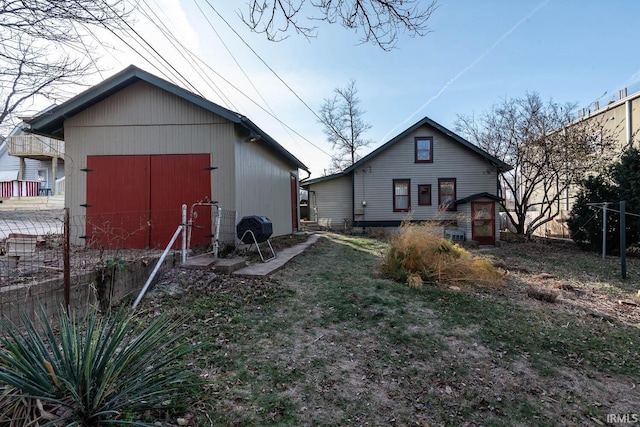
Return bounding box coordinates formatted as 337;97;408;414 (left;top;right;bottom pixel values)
236;215;273;243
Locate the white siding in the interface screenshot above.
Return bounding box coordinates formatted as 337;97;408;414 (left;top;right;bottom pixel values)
353;125;499;223
0;142;63;186
308;175;352;229
235;139;298;237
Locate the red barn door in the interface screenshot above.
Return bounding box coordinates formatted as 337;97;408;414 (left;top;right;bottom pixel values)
86;156;151;249
150;154;212;249
86;154;211;249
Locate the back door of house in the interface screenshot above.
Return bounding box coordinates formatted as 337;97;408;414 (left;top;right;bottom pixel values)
86;154;211;249
471;201;495;245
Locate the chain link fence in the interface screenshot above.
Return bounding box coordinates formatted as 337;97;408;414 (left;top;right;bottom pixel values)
0;206;237;321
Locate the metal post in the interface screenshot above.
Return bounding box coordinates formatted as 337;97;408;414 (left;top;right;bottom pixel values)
181;204;187;264
620;201;626;280
602;203;607;259
214;205;222;258
132;225;183;310
63;207;70;309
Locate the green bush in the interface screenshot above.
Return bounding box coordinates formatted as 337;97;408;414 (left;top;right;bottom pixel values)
569;147;640;254
0;306;198;426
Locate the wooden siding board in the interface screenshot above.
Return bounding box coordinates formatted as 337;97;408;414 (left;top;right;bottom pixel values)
235;139;297;237
308;175;352;228
353;126;498;223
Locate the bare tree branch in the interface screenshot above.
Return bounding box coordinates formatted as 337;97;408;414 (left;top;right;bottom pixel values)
0;0;130;134
319;80;372;173
241;0;438;50
455;92;618;238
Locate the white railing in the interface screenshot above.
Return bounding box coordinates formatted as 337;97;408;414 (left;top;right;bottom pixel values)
7;135;64;157
55;176;65;195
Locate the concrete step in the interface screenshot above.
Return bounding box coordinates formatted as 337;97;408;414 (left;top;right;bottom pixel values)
0;196;64;211
301;221;323;232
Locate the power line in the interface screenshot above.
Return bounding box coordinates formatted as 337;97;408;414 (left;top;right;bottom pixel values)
200;0;325;126
73;1;193;90
83;0;332;158
191;0;300;148
137;1;331;157
99;0;203;96
138;0;239;110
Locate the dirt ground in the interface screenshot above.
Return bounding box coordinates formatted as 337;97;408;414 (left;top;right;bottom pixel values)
147;235;640;426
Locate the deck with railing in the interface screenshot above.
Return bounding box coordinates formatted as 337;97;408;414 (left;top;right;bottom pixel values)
8;134;64;159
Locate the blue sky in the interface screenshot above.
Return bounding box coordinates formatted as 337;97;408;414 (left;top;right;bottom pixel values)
42;0;640;177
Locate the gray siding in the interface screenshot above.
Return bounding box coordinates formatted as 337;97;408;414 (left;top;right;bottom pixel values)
353;125;499;223
63;81;237;219
308;175;352;229
235;139;298;236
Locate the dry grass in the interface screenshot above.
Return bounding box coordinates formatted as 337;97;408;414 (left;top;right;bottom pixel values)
380;222;505;289
526;285;559;303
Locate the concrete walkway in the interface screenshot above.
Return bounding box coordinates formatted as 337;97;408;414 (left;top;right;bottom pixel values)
232;233;320;277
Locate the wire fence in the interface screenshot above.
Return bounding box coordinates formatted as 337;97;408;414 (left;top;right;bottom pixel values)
0;206;237;320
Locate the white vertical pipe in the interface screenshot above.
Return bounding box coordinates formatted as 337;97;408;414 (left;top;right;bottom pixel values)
626;100;632;147
132;225;183;310
181;203;187;264
214;205;222;258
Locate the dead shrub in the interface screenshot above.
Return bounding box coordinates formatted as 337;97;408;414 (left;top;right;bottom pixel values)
380;222;505;289
407;273;424;289
526;286;559;303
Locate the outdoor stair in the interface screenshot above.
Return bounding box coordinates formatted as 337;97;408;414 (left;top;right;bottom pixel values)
0;195;65;211
301;220;323;232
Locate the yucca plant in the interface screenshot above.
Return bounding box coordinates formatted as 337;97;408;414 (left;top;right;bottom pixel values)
0;306;198;426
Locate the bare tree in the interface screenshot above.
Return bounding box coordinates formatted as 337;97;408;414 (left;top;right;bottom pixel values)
0;0;130;134
319;80;372;173
241;0;438;50
455;92;617;238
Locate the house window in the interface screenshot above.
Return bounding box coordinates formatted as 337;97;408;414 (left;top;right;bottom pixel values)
415;137;433;163
393;179;410;212
418;184;431;206
438;178;456;211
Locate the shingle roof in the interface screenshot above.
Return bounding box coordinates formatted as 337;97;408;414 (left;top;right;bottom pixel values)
27;65;309;172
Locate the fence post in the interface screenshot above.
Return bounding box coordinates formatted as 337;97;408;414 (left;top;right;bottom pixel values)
602;203;608;259
620;201;626;280
64;208;70;309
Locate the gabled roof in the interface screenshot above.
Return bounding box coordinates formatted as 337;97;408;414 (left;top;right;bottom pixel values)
344;116;511;173
455;192;503;204
301;170;346;186
27;65;309;172
301;116;511;186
